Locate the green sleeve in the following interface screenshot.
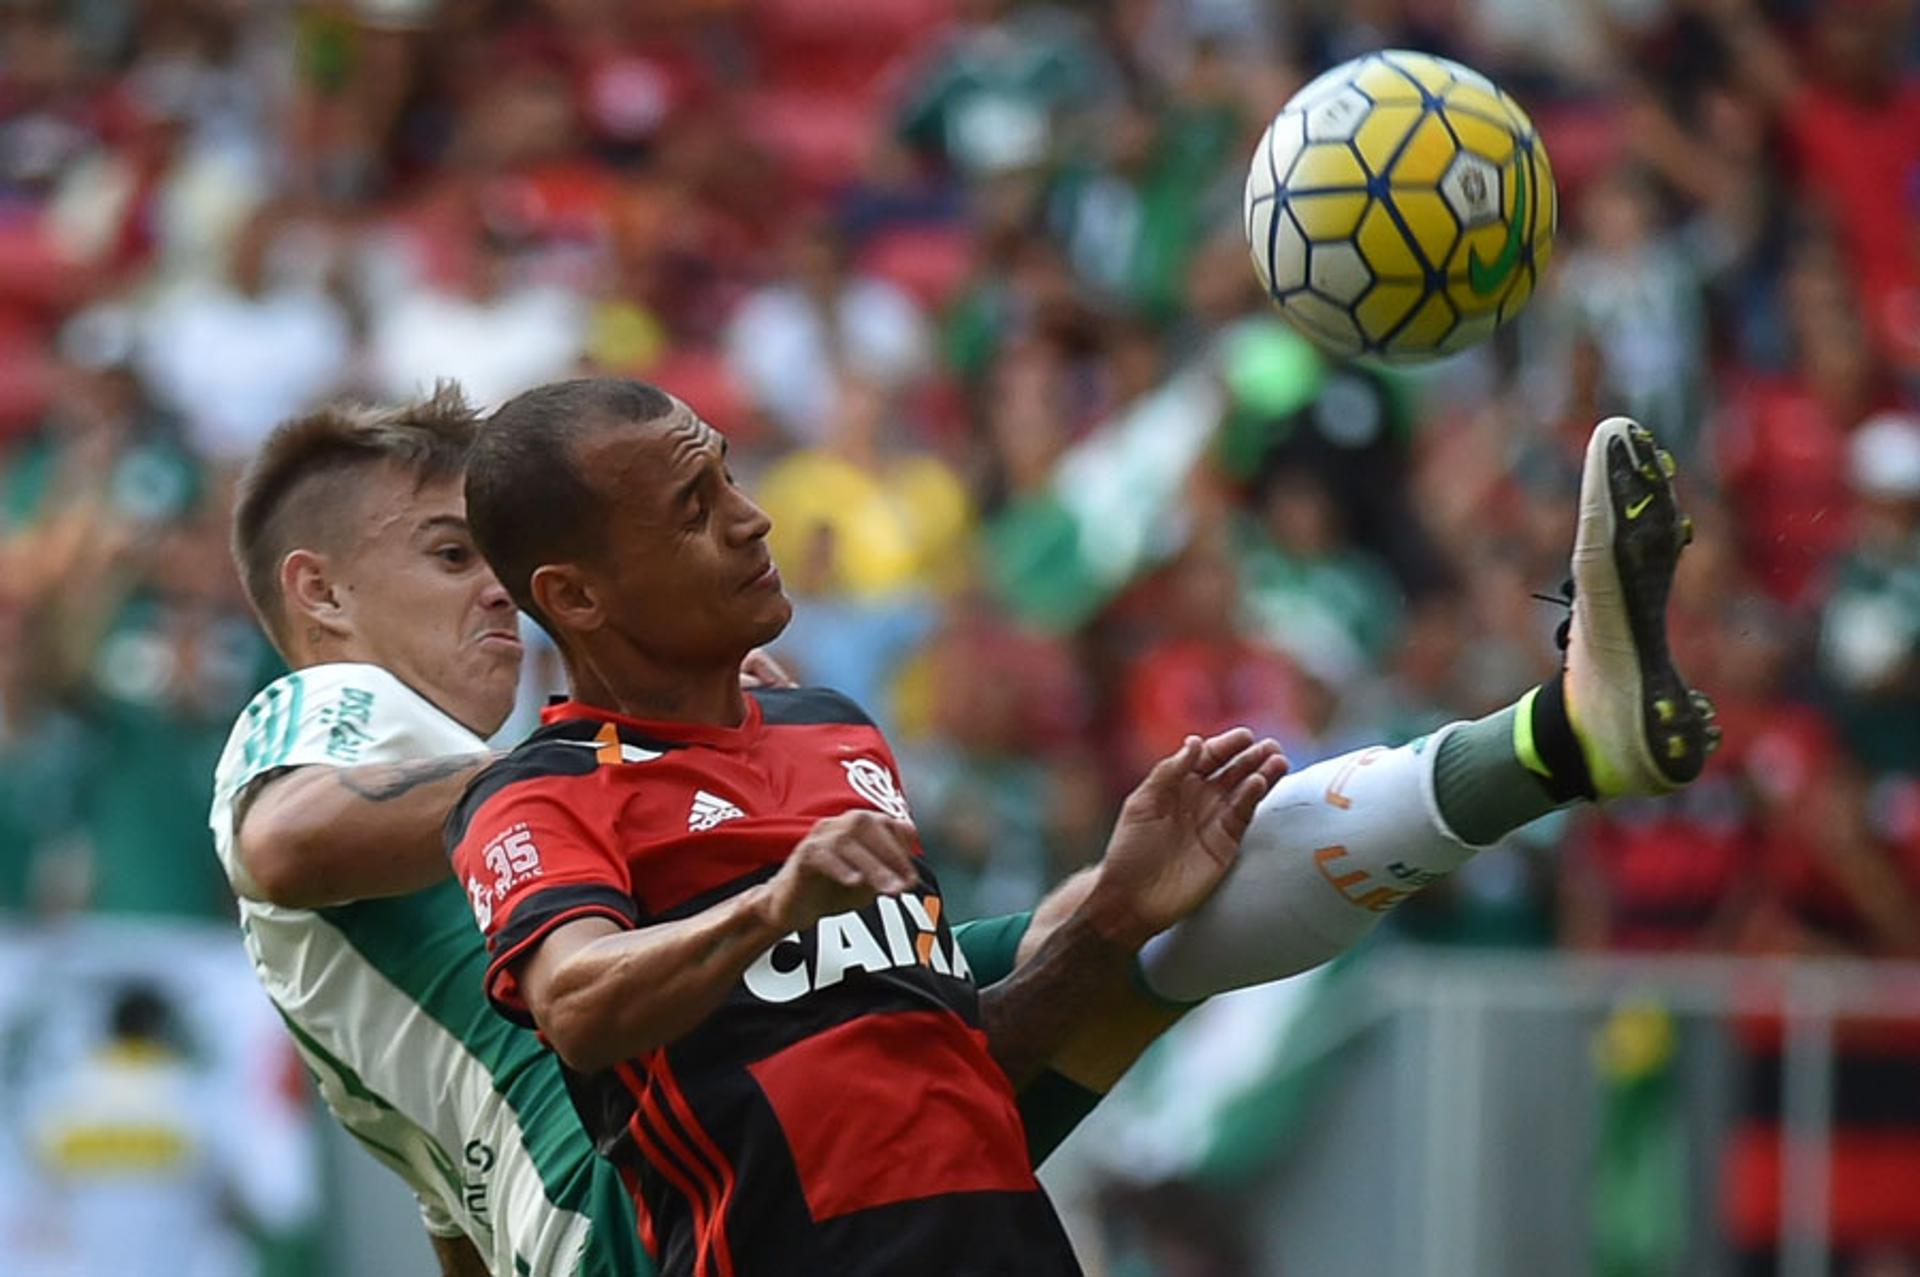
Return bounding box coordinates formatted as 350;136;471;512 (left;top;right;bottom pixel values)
952;911;1033;987
954;911;1106;1165
576;1162;657;1277
1018;1071;1104;1167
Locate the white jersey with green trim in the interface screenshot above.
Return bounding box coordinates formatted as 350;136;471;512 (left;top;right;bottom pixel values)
209;663;599;1277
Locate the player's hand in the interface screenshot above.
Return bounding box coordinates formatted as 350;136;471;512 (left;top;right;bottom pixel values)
761;810;919;932
1087;729;1288;948
740;648;796;690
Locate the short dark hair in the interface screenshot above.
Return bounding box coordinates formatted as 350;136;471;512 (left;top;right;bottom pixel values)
232;383;477;651
466;378;676;631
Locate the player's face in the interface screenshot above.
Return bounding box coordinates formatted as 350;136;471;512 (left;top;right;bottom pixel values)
575;406;792;665
334;470;523;736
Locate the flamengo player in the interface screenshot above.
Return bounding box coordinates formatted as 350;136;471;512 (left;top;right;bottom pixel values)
451;378;1717;1275
450;380;1284;1276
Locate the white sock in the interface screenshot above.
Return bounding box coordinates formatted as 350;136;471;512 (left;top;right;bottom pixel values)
1139;730;1476;1002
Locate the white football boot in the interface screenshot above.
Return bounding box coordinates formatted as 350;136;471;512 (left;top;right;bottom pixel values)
1563;417;1718;797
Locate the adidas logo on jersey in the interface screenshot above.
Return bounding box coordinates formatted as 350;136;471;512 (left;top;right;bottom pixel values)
689;790;745;832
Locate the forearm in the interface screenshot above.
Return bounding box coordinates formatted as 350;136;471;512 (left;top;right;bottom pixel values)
957;869;1177;1093
1622;92;1728;209
980;888;1146;1090
1708;1;1800;110
1015;868;1099;965
237;755;494;907
985;725;1286;1085
1822;849;1920;957
540;891;788;1072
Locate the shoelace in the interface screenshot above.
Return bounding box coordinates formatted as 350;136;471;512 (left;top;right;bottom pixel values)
1531;579;1575;652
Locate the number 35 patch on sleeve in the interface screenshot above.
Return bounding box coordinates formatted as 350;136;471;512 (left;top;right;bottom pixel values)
467;823;542;927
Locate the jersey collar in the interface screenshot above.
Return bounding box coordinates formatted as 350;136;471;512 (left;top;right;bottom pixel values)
541;694;766;750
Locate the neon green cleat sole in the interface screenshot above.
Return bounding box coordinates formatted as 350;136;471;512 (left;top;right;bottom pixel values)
1565;417;1718;797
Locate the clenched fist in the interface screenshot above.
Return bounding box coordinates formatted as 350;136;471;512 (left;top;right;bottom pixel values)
760;809;919;932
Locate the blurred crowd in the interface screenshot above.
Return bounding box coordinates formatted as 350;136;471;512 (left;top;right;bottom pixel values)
5;0;1920;960
3;0;1920;1270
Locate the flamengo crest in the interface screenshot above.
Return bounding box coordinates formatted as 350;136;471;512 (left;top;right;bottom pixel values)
842;758;910;821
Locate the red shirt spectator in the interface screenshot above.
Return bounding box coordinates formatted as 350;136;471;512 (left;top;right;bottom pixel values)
1715;368;1862;608
1123;635;1306;777
1121;545;1307;777
1784;79;1920;367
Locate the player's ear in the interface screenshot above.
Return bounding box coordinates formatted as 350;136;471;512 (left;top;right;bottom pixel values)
530;563;603;634
281;549;350;640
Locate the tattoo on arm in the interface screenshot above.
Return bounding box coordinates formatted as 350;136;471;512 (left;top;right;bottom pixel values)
336;754;495;803
978;913;1135;1090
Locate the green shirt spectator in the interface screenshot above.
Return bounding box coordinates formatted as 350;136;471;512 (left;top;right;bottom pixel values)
1819;413;1920;774
1233;475;1404;680
1048;92;1243;320
0;694;90;912
898;3;1117;178
76;582;281;920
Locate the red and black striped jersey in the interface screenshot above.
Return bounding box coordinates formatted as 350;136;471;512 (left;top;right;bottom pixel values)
446;687;1080;1277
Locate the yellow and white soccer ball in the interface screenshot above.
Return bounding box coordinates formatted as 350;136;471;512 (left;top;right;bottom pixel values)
1244;50;1556;364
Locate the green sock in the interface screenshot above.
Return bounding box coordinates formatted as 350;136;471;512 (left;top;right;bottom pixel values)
1434;678;1591;845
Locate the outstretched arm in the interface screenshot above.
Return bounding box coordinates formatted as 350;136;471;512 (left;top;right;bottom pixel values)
1697;0;1802;111
979;730;1287;1089
234;754;494;908
987;869;1192;1095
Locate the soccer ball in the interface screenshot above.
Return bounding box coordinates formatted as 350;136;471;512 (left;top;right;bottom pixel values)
1244;50;1556;364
